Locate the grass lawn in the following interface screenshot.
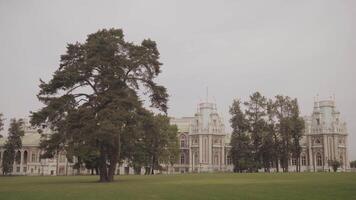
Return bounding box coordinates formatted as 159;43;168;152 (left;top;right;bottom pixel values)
0;173;355;200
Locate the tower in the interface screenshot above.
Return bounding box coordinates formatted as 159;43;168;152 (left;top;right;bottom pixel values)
305;98;349;171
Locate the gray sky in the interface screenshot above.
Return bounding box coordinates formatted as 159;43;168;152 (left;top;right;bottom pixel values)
0;0;355;160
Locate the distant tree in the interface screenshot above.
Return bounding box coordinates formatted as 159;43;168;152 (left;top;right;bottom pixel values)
290;99;305;172
2;119;25;175
244;92;267;171
350;160;356;168
266;100;281;172
230;93;304;173
0;113;4;138
124;111;178;175
30;28;168;182
273;95;295;172
329;160;342;172
83;152;100;175
229;99;254;172
145;114;178;175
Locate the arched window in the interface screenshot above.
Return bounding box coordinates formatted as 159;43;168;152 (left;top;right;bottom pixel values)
316;153;322;166
180;153;185;164
340;155;343;164
23;151;28;164
15;151;21;164
213;154;219;165
301;155;306;166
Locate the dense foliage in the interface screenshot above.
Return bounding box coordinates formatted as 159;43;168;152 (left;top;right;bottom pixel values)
350;160;356;168
2;119;25;175
229;92;305;172
328;160;342;172
30;28;175;182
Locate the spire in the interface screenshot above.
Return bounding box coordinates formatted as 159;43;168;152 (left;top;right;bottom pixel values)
206;86;209;102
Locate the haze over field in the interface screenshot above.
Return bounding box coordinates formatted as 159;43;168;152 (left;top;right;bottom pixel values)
0;0;355;159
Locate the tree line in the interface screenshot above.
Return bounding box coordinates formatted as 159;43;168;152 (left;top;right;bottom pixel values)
229;92;305;173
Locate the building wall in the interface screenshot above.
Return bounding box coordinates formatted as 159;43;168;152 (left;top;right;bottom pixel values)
170;102;234;173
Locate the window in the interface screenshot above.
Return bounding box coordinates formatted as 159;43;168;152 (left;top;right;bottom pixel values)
180;135;186;148
15;151;21;164
23;151;28;164
180;153;185;164
302;156;306;166
194;152;199;165
31;153;36;162
292;158;297;166
180;140;185;148
227;156;232;165
213;155;219;165
316;118;320;125
315;139;321;144
316;153;322;166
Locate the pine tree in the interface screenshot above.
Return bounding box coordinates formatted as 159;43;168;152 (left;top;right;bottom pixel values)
2;119;25;175
30;28;169;182
244;92;267;171
229;99;254;172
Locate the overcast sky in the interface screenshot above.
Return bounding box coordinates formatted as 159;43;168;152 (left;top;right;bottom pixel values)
0;0;355;159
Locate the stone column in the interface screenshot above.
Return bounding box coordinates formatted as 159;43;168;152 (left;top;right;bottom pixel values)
189;136;193;172
333;135;336;160
221;142;225;168
345;135;350;169
20;150;24;174
208;135;212;166
199;135;202;171
323;135;328;169
308;136;313;170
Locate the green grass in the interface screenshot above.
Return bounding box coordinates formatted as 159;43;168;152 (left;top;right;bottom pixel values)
0;173;355;200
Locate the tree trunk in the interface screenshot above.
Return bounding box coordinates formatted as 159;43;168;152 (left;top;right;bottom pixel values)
107;152;118;182
151;155;156;175
275;158;279;172
99;146;109;182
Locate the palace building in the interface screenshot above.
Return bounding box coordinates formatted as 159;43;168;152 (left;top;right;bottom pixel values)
169;101;233;173
291;99;350;172
0;98;351;175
